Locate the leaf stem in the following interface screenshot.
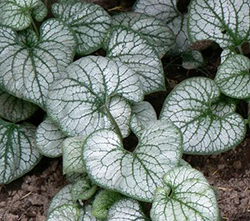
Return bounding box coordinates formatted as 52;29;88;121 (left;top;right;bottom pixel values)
237;45;243;55
30;17;40;39
104;104;123;139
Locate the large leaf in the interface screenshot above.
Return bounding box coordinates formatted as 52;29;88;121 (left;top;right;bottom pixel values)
0;89;38;123
0;119;41;184
104;26;164;94
215;55;250;99
160;77;246;154
188;0;250;49
82;121;182;202
151;167;219;221
52;1;111;55
0;19;76;108
92;190;123;219
112;12;175;57
36;117;66;158
0;0;48;31
107;198;147;221
46;56;143;137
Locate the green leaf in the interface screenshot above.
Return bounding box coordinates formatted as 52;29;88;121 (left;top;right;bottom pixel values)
0;0;48;31
47;204;80;221
105;26;164;94
0;19;76;108
160;77;246;154
112;12;175;57
71;178;97;202
52;1;111;55
215;55;250;99
0;119;41;184
182;50;203;70
66;173;87;183
80;204;101;221
46;56;143;137
92;190;123;219
62;137;86;175
130;101;157;136
0;89;38;123
82;121;182;202
188;0;250;49
151;167;219;221
36;117;66;158
107;198;147;221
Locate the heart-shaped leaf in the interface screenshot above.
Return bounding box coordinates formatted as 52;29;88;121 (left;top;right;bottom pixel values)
62;137;86;175
0;89;38;123
151;167;219;221
83;121;182;202
0;119;41;184
92;190;123;219
46;56;143;137
215;55;250;99
188;0;250;49
47;204;80;221
0;19;76;108
52;1;111;55
104;26;164;94
160;77;246;154
112;12;175;57
107;198;147;221
36;117;66;158
130;101;157;136
0;0;48;31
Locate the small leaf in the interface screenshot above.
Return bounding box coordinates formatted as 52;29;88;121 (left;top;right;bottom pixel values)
36;117;66;158
0;119;41;184
107;198;147;221
151;167;219;221
105;26;164;94
47;204;80;221
182;50;203;70
62;137;86;175
188;0;250;49
112;12;175;57
0;19;76;108
83;121;182;202
0;89;38;123
46;56;143;137
160;77;246;154
130;101;157;136
81;203;101;221
0;0;48;31
52;1;111;55
71;178;97;202
215;55;250;99
92;190;123;219
66;173;87;183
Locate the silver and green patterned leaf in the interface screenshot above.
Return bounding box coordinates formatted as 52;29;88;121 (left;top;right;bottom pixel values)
66;173;87;183
52;1;111;55
0;0;48;31
130;101;157;136
62;137;86;175
0;119;41;184
151;167;219;221
107;198;147;221
47;204;80;221
112;12;175;57
215;55;250;99
160;77;246;154
80;204;101;221
46;56;143;137
0;89;38;123
188;0;250;49
71;178;97;202
182;50;203;70
82;121;182;202
36;117;67;158
0;19;76;108
105;26;164;94
220;49;236;63
92;190;123;219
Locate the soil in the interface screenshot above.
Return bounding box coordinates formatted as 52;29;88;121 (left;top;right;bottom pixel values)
1;0;250;220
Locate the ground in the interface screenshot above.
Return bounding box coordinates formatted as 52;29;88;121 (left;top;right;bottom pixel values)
0;0;250;220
